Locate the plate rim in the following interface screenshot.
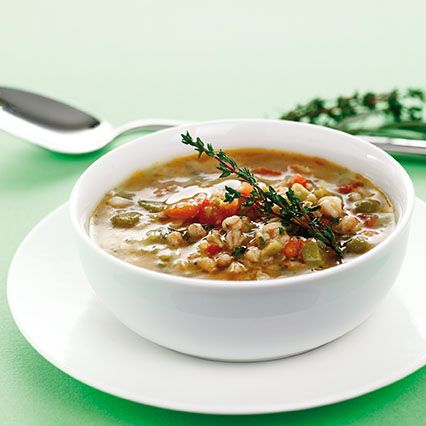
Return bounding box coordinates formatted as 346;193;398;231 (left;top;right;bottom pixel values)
7;200;426;415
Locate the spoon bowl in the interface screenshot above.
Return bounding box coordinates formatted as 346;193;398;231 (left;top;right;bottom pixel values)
0;87;185;154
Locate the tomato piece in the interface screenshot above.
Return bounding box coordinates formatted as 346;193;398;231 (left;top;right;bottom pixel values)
290;174;309;188
238;182;254;197
253;167;281;176
283;237;304;259
206;243;221;257
198;199;240;226
338;182;362;194
364;216;378;227
198;200;215;225
359;213;378;227
219;199;240;220
164;201;201;220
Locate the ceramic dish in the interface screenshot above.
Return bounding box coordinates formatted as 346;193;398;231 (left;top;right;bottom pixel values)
69;120;415;361
7;201;426;414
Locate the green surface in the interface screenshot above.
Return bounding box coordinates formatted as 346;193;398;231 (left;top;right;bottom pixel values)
1;1;426;424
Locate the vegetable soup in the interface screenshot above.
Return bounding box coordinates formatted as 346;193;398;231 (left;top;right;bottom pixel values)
89;147;395;280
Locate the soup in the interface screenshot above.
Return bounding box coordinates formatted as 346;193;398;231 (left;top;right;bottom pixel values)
89;148;395;280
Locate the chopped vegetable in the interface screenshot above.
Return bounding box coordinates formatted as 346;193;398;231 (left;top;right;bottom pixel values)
253;167;281;176
355;199;381;214
314;185;331;198
261;240;283;258
338;182;362;194
290;174;309;188
138;200;165;212
206;243;221;257
111;212;140;228
360;214;379;227
164;201;201;220
238;182;254;197
291;182;315;202
283;238;304;259
114;190;135;199
198;199;240;226
345;237;371;254
145;228;168;243
301;240;322;267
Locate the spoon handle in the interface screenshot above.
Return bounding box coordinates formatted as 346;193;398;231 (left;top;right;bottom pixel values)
359;135;426;156
114;119;190;137
114;120;426;157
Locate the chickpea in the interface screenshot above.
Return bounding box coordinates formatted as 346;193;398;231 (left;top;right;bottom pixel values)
187;223;207;240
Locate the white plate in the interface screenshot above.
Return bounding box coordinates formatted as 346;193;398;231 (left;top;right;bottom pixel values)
7;201;426;415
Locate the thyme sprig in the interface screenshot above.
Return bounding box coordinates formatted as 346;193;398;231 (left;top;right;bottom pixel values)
181;132;342;256
281;88;426;139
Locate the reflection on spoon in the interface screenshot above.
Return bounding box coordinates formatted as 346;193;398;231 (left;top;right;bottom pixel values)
0;87;187;154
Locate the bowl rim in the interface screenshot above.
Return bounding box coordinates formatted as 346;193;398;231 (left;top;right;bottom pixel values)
69;118;415;289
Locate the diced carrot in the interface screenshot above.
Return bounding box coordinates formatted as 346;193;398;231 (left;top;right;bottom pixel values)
221;200;242;219
365;216;378;227
253;167;281;176
238;182;254;197
198;199;240;226
198;200;216;225
338;182;362;194
206;243;221;257
164;201;201;220
283;237;304;259
290;174;309;188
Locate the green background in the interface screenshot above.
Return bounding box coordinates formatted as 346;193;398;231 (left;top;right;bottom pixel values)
1;1;426;424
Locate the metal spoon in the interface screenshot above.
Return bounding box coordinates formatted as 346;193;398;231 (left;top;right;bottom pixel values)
1;87;425;155
0;87;187;154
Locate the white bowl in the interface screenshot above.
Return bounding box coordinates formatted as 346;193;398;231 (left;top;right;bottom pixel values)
69;119;415;361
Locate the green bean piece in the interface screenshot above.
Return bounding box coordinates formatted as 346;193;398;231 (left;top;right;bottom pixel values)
111;212;140;228
345;237;371;254
114;191;135;200
355;199;381;213
144;227;175;244
301;240;322;267
138;200;165;213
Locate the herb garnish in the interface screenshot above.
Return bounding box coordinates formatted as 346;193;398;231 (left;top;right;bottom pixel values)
232;246;247;257
280;88;426;139
181;132;342;256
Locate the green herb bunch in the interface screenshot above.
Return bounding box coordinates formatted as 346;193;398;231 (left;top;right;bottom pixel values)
281;88;426;139
181;132;342;256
